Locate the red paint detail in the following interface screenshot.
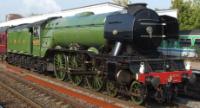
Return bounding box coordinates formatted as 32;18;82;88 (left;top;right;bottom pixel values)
7;68;22;74
0;32;7;54
6;65;23;74
138;70;192;84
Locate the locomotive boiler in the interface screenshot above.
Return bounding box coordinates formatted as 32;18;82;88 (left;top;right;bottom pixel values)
5;3;194;104
43;4;178;57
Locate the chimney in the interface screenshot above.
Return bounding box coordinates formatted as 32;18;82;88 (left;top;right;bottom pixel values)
127;3;147;15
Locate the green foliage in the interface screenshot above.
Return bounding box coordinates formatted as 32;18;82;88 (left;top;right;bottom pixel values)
194;0;200;6
172;0;200;30
112;0;131;6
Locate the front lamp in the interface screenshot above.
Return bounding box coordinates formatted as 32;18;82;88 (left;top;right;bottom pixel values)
185;61;191;71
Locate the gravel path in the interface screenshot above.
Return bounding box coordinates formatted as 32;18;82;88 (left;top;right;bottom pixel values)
0;84;33;108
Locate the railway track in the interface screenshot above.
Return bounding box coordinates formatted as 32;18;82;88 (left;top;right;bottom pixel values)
0;67;92;108
0;63;140;108
184;75;200;100
0;80;41;108
0;63;198;108
173;74;200;108
176;97;200;108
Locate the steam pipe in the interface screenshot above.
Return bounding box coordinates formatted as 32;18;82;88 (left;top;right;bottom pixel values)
112;42;122;56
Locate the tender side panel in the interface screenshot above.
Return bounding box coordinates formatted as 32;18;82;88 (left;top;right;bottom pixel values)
8;28;32;55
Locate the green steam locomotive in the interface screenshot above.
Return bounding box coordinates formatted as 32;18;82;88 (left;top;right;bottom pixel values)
5;4;194;104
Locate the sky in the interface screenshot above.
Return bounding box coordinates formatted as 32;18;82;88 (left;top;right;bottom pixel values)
0;0;171;22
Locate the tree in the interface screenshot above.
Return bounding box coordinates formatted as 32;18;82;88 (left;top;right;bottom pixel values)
193;0;200;29
112;0;131;7
193;0;200;6
191;4;200;29
172;0;200;30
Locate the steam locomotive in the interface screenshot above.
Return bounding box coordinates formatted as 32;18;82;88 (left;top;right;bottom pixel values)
0;4;195;104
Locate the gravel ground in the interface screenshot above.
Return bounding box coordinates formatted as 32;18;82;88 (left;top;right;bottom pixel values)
0;85;31;108
0;71;85;108
177;97;200;108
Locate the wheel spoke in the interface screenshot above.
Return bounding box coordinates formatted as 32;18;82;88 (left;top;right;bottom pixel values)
69;54;83;85
106;81;117;97
54;53;67;81
70;75;83;86
129;81;145;105
87;75;104;91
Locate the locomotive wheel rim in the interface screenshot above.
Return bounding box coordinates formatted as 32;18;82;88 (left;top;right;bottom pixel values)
69;55;83;86
88;75;104;91
85;76;91;88
54;53;67;81
130;81;144;105
70;76;83;86
106;81;117;97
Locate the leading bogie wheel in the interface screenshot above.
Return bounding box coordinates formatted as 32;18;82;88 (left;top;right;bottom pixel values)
129;81;145;105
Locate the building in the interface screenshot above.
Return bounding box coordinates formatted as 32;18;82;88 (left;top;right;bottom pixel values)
6;14;23;21
0;2;177;27
156;9;177;18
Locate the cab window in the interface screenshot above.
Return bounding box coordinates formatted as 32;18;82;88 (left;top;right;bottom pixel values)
180;39;191;47
167;40;175;48
195;39;200;47
33;26;40;37
174;41;179;48
161;40;169;48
